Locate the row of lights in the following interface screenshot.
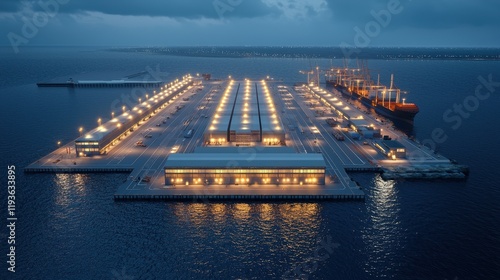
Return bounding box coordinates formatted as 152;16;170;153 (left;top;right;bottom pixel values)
260;80;281;131
309;86;346;115
235;178;250;183
262;137;280;144
304;178;318;183
241;80;252;129
312;85;380;127
210;80;234;131
79;75;192;137
209;138;226;144
168;177;319;185
209;79;282;133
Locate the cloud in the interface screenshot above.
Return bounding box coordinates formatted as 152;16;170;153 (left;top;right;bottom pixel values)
1;0;499;29
261;0;328;19
399;0;500;29
0;0;277;19
0;0;498;47
0;0;23;13
324;0;500;29
70;11;181;27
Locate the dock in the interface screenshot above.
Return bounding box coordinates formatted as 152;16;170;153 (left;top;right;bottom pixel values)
25;76;468;202
291;84;468;180
114;191;365;202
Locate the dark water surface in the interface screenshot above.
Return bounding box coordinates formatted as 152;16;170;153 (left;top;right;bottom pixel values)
0;47;499;279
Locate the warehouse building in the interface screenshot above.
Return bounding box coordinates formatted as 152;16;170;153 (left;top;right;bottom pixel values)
164;151;326;186
75;76;193;157
165;79;327;187
204;79;285;145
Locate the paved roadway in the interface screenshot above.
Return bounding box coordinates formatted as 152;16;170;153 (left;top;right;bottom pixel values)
329;87;451;164
28;79;365;197
115;81;225;191
28;78;460;200
271;84;369;188
306;85;452;166
27;81;223;174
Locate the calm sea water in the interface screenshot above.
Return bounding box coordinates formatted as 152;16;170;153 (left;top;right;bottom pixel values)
0;47;499;280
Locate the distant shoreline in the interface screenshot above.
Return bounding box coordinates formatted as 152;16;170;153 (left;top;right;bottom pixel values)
107;46;500;61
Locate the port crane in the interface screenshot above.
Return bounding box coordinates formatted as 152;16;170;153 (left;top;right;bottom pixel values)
299;69;314;84
300;67;323;86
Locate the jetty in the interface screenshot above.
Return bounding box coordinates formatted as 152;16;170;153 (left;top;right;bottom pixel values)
25;74;468;202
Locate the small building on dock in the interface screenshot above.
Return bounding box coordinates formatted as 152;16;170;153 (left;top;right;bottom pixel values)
374;140;406;159
349;118;381;139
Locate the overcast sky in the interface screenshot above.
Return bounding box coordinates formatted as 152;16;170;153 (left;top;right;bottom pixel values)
1;0;499;48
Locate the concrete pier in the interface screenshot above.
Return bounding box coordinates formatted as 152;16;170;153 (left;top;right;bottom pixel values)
25;77;468;202
114;183;365;202
292;84;468;180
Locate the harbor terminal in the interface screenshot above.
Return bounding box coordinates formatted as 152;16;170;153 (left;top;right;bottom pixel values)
25;73;468;201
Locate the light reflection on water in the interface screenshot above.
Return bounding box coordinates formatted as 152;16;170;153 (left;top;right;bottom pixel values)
166;202;324;278
53;173;88;207
363;174;405;276
3;49;497;279
233;203;252;221
170;202;322;249
47;174;90;233
172;202;320;225
210;203;228;223
259;203;274;221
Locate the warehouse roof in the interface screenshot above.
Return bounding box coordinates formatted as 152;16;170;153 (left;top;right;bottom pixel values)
194;147;295;153
206;79;284;136
75;78;191;142
164;153;326;168
379;140;405;149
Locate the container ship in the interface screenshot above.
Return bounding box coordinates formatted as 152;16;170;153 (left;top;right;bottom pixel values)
325;67;419;123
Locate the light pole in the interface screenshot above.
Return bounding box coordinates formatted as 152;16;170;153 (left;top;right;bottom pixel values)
122;106;126;113
146;94;149;99
138;98;142;104
79;127;83;136
111;112;115;119
316;66;320;86
98;118;102;126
